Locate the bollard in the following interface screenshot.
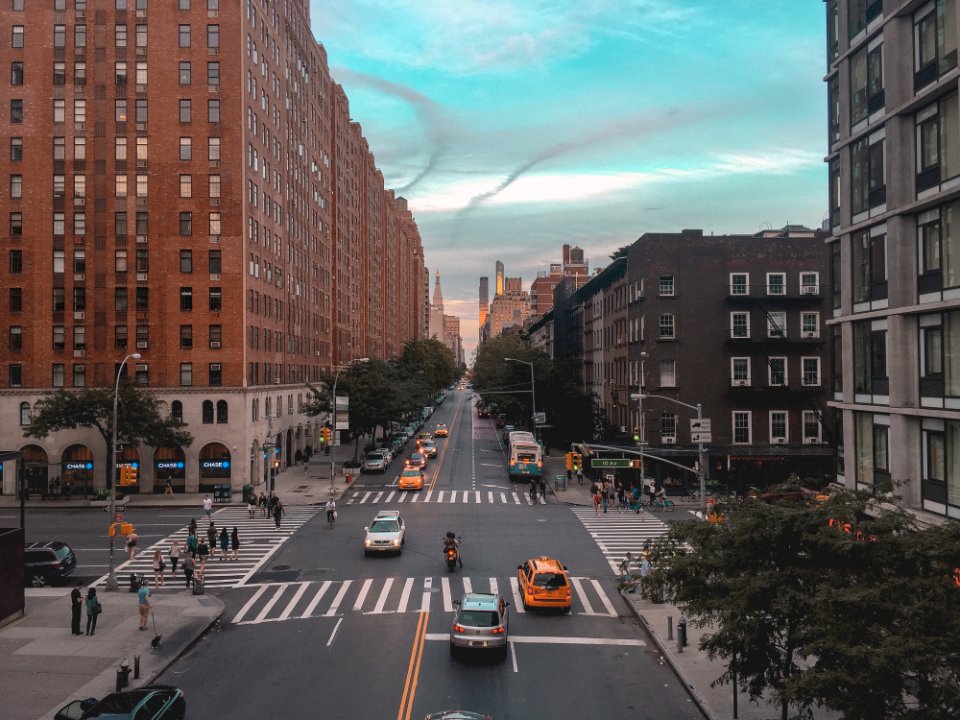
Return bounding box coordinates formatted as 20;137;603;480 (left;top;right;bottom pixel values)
116;659;131;692
134;654;140;679
667;615;673;641
677;618;687;653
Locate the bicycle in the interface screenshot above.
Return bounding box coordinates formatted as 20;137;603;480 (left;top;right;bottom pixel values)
649;496;675;512
326;507;337;528
615;498;630;513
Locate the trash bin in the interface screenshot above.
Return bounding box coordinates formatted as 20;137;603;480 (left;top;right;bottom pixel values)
677;618;688;648
242;484;254;503
555;474;566;491
116;660;132;691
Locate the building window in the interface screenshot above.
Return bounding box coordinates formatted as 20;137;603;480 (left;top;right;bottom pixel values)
769;357;787;386
53;25;65;48
209;212;221;236
207;61;220;87
209;250;222;274
11;61;23;86
179;249;193;273
658;275;674;297
209;137;220;161
730;312;750;338
8;364;22;387
114;288;127;312
850;42;884;126
8;287;22;313
72;326;84;350
115;61;127;86
802;357;821;386
179;99;191;123
216;399;228;423
770;411;788;443
115;23;127;47
10;137;22;161
115;325;128;349
209;287;222;311
209;324;222;348
207;99;220;123
179;61;191;85
12;25;23;48
853;321;888;395
9;326;23;350
180;363;193;387
136;174;147;197
207;24;219;48
766;272;785;295
914;0;958;90
10;98;22;123
729;273;749;296
19;401;31;426
801;312;820;337
180;287;193;311
10;212;22;236
767;312;786;339
74;61;85;86
802;411;821;443
209;174;221;198
134;363;148;386
73;364;86;388
9;250;22;273
851;131;886;215
52;364;65;387
731;357;750;386
855;412;890;488
53;325;65;350
115;249;128;273
179;212;192;236
852;227;887;304
658;314;674;339
136;61;147;85
180;325;192;349
171;401;183;421
179;174;192;198
179;137;191;161
916;92;960;194
135;99;147;123
660;412;676;441
202;400;214;423
659;359;676;387
733;411;751;444
10;174;22;198
178;24;191;48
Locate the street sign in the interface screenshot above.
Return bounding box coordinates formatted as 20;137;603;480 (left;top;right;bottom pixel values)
690;418;712;433
335;396;350;430
691;432;712;443
534;412;546;426
591;458;631;469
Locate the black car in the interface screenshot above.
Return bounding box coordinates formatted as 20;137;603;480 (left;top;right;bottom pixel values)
55;685;186;720
24;540;77;587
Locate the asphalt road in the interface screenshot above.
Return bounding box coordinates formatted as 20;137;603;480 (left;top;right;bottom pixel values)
84;388;703;718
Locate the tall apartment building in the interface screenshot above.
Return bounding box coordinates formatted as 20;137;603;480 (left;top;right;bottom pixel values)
826;1;960;520
0;0;426;497
487;276;531;339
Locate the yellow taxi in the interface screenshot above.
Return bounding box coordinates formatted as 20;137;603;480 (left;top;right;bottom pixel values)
398;467;424;491
434;423;449;438
516;556;572;612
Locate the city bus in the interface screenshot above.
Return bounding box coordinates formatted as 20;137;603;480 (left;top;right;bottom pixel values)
507;431;542;481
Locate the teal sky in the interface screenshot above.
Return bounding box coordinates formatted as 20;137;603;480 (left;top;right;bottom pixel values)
309;1;827;356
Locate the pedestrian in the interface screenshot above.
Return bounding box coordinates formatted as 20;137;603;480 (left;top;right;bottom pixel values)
168;540;181;577
273;498;285;529
303;459;308;473
152;549;165;587
593;489;602;515
258;492;268;517
639;554;653;599
182;553;196;590
207;521;217;551
601;480;609;513
64;478;73;499
590;479;599;497
268;494;278;517
230;526;240;560
188;517;197;536
218;527;228;561
576;467;584;485
70;580;83;635
247;492;257;518
85;587;100;635
164;479;174;496
566;468;572;484
137;582;152;630
202;494;213;520
125;530;138;560
186;531;198;556
197;539;210;574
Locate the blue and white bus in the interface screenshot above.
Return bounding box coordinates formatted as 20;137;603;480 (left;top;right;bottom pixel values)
507;431;542;481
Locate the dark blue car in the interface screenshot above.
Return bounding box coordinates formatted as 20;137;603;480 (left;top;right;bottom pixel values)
54;685;185;720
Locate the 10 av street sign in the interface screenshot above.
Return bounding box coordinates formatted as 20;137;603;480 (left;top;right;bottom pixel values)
591;458;631;469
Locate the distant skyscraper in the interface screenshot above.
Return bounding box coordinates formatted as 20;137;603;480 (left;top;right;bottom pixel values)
495;261;505;296
479;277;489;343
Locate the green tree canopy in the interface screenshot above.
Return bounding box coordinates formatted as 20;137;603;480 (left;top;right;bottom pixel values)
396;338;458;392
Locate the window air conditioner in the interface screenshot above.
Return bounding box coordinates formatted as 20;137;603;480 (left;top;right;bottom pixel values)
802;285;819;295
804;331;817;338
136;341;148;349
210;341;221;349
773;437;786;444
734;379;748;386
73;311;85;321
661;436;676;445
803;437;821;445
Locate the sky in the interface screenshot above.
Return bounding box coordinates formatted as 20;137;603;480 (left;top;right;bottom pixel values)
309;1;828;359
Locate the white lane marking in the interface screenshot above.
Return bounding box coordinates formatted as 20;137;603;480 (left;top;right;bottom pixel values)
474;491;481;503
410;492;419;503
511;640;519;672
425;489;434;503
462;577;473;595
421;577;432;612
437;491;446;503
254;585;287;623
591;578;618;617
423;634;646;647
370;578;394;614
353;578;374;612
570;577;595;616
301;581;332;618
385;491;396;503
373;491;384;504
441;576;453;612
512;493;521;505
324;580;352;617
231;584;269;624
509;576;525;613
499;492;508;504
326;617;343;647
278;582;310;621
397;577;414;614
489;578;498;596
360;492;372;504
397;492;408;502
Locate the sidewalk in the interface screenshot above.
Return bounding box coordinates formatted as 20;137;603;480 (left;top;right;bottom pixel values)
542;450;801;720
1;587;223;720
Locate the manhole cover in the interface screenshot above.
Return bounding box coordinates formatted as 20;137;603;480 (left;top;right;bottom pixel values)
272;564;291;571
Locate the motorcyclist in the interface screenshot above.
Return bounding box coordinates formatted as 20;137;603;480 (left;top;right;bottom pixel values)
443;531;462;568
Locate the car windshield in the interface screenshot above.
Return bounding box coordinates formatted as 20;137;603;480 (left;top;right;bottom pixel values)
411;453;424;461
88;690;151;717
459;610;499;627
370;520;399;533
54;546;73;560
402;470;419;477
533;572;567;589
365;454;382;461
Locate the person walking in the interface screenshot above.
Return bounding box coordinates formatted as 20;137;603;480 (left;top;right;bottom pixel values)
70;581;83;635
272;498;285;530
218;527;229;561
164;479;174;496
151;549;165;587
125;530;138;560
601;480;610;513
592;489;602;515
188;517;197;537
258;492;268;517
202;494;213;520
168;540;181;578
576;467;584;485
137;583;152;631
85;587;100;636
230;527;240;561
182;553;196;590
186;531;198;557
247;492;257;518
207;521;217;551
197;538;210;574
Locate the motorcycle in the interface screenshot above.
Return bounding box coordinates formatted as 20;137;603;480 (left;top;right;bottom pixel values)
445;545;458;572
444;532;461;572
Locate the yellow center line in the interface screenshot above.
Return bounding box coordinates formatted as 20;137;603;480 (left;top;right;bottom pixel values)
427;391;464;492
396;610;429;720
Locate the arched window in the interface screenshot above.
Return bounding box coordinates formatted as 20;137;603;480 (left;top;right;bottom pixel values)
201;400;214;424
252;398;259;422
19;401;31;426
171;400;183;421
216;400;228;424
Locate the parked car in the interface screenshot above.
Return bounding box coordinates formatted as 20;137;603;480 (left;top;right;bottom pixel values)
516;556;572;612
450;592;510;660
363;453;387;473
363;510;405;556
397;467;425;491
54;685;185;720
24;540;77;587
425;713;491;720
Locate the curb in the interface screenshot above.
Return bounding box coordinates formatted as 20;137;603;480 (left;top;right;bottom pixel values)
140;600;225;689
621;591;717;720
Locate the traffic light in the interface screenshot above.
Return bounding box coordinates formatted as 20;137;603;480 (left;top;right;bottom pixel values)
128;463;138;485
320;426;332;445
632;426;641;443
565;452;574;471
118;466;128;486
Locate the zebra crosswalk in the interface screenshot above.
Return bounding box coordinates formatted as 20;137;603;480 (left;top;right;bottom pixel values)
571;507;671;573
343;487;546;506
94;505;319;589
230;573;620;626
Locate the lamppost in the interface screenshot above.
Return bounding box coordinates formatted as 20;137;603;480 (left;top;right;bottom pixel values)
261;413;275;492
637;352;647;484
105;352;140;592
631;390;709;515
504;357;537;436
329;357;368;496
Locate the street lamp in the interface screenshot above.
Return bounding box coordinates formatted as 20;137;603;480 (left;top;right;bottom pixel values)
637;352;647;485
504;357;537;437
329;357;368;496
631;390;709;515
105;352;140;592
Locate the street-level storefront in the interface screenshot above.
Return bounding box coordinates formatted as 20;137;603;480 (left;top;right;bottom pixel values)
22;445;50;497
154;447;186;494
198;442;231;493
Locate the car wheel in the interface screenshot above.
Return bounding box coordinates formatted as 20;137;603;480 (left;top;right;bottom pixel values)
449;644;458;660
363;550;371;557
30;573;47;588
521;597;529;611
496;644;509;662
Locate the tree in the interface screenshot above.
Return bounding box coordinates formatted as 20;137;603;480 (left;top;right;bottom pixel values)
397;338;458;392
24;384;193;486
650;490;960;720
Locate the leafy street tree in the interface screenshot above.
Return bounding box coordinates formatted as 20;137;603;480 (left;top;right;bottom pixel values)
24;384;193;487
396;338;458;392
649;489;960;720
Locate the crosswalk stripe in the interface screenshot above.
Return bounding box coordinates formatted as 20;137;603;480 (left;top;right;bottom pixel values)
301;581;332;619
591;578;618;616
462;577;473;594
255;585;286;623
231;584;269;625
569;577;593;615
344;488;556;507
441;576;453;612
571;506;670;573
279;582;310;621
421;577;432;612
371;578;394;614
325;580;352;617
509;576;525;614
397;577;414;614
354;578;374;612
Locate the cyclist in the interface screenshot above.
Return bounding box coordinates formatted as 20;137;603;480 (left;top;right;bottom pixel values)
325;498;337;527
529;479;539;504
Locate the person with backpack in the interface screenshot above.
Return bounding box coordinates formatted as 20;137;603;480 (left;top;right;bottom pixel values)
85;587;100;636
182;554;196;590
218;527;229;561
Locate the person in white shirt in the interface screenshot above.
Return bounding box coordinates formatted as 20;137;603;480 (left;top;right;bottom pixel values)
202;495;213;520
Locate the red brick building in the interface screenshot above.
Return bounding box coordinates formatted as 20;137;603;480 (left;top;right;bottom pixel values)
0;0;426;496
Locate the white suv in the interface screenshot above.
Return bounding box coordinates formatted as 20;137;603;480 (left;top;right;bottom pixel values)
363;510;405;556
